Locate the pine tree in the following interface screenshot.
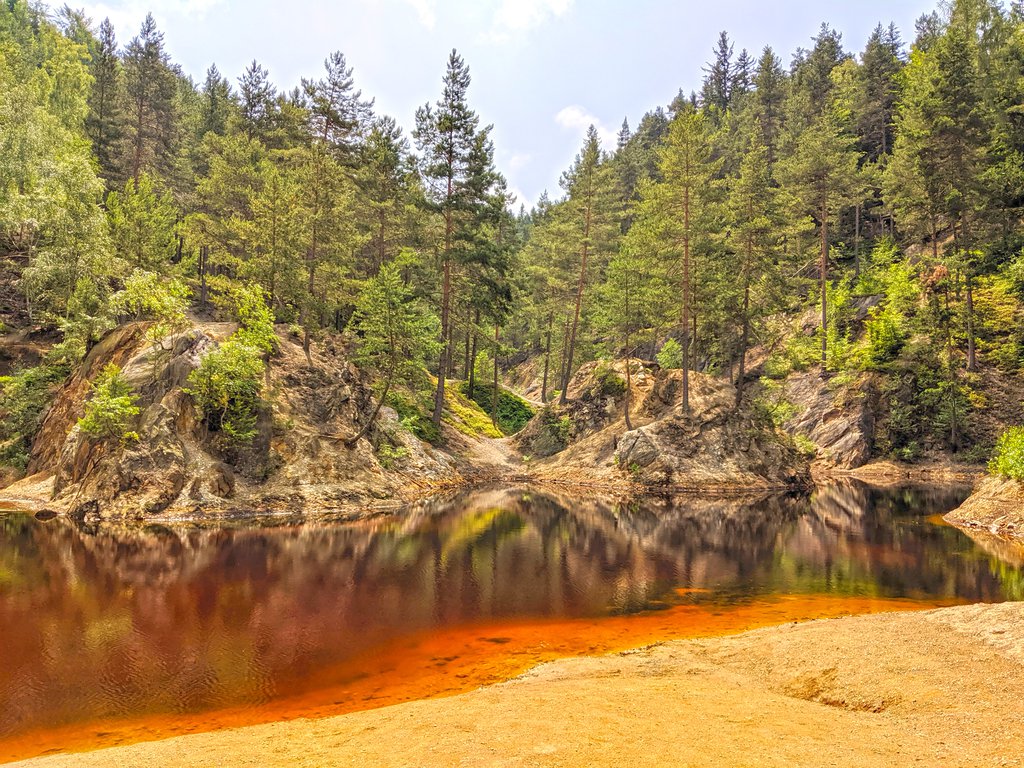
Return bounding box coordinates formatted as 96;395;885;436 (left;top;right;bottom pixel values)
727;140;784;405
357;116;415;276
558;126;619;404
302;51;374;166
347;261;439;445
199;64;233;139
106;172;178;272
637;108;719;412
414;49;488;426
777;107;861;371
701;31;735;114
752;47;786;166
855;23;904;161
237;60;277;143
85;18;123;185
120;13;179;184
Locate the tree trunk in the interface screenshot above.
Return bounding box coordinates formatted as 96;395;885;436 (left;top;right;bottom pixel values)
432;190;454;425
820;195;829;373
541;312;552;403
854;202;861;280
681;187;691;413
302;257;315;364
558;312;571;396
561;194;593;405
736;283;750;409
199;245;208;307
345;373;393;447
966;275;977;372
469;308;480;395
492;324;500;428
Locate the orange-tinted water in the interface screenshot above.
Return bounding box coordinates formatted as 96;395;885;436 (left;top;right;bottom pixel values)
0;593;957;763
2;480;1016;764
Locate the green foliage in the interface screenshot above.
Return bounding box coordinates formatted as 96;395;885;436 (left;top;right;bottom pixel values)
754;378;800;429
184;340;265;447
105;173;177;271
376;442;409;469
655;339;683;370
351;261;439;391
460;381;534;435
110;268;191;343
0;361;71;470
229;283;278;354
793;434;818;457
385;390;441;444
990;427;1024;481
78;363;140;443
590;360;627;398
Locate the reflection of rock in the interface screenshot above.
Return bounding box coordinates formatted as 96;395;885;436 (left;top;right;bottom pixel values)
0;480;1008;742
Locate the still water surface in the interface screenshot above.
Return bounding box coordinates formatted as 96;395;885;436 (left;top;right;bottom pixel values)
1;480;1022;760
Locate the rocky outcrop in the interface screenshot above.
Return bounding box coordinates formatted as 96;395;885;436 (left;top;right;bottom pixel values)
782;370;875;470
945;476;1024;542
615;375;809;490
522;362;810;492
4;321;458;521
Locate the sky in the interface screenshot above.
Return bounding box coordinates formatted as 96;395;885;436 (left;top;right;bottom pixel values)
52;0;938;209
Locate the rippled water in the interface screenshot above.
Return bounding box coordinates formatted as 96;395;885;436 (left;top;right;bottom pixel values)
1;480;1021;760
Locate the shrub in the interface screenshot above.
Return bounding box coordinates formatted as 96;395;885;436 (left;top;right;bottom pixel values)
863;304;907;368
110;269;191;344
990;427;1024;481
78;364;141;443
0;361;72;470
656;339;682;370
185;340;265;446
376;443;409;469
591;360;627;398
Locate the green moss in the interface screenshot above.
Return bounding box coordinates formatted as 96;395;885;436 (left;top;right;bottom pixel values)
445;387;503;439
385;390;441;445
460;381;534;435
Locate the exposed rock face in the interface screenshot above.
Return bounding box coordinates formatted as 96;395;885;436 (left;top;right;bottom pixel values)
945;476;1024;542
782;370;875;470
516;360;655;459
7;322;457;521
521;361;810;491
615;374;810;490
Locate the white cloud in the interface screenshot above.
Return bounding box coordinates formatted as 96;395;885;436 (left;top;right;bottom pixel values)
59;0;222;37
506;152;531;172
403;0;436;29
505;185;535;211
488;0;572;41
554;105;617;149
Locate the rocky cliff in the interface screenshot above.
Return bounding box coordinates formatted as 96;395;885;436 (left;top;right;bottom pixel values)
518;361;810;492
1;321;458;521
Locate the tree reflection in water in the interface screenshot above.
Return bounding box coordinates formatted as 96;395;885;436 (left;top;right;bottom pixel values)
0;480;1018;752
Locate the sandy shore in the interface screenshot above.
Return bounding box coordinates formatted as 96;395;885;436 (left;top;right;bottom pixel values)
11;601;1024;768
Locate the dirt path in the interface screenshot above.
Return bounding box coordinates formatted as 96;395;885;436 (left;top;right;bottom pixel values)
14;602;1024;768
456;434;526;483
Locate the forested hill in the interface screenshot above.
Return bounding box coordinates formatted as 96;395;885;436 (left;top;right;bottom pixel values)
2;0;1024;497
